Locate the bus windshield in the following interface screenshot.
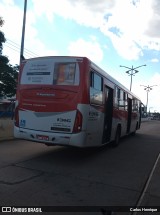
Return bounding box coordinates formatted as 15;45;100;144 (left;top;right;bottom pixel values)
20;58;80;86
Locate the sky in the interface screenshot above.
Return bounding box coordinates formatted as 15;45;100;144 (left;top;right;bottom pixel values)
0;0;160;113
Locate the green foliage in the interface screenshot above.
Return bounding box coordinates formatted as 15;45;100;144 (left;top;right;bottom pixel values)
0;56;19;97
0;16;4;27
0;16;18;98
0;31;6;54
0;17;6;54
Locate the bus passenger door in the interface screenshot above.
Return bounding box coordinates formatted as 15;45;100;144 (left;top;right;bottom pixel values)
102;86;113;144
127;98;132;133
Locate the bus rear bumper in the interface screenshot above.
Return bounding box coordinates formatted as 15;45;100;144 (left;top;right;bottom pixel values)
14;126;86;147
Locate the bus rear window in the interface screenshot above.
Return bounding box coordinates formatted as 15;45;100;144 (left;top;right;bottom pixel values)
20;59;79;86
53;63;79;85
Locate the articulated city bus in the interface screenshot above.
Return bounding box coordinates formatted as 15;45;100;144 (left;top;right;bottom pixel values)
14;56;141;147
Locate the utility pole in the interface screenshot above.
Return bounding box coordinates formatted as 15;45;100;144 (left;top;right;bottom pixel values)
120;64;146;91
140;85;157;113
20;0;27;65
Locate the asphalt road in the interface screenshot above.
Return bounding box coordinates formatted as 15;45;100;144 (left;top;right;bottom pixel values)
0;121;160;215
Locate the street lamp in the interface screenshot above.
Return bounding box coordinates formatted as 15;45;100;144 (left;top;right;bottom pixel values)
20;0;27;65
140;85;157;113
120;64;146;91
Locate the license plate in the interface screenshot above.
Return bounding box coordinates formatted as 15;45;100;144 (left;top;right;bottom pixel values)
36;135;49;141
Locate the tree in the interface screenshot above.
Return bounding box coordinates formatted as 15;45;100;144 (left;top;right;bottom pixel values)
0;56;18;97
0;17;18;98
0;16;4;26
0;17;6;54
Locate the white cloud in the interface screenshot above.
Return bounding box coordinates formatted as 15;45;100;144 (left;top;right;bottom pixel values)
145;0;160;38
150;72;160;85
2;0;159;63
150;58;159;63
68;38;103;63
104;32;143;60
70;0;116;13
30;0;160;60
0;0;23;64
0;0;23;42
32;0;115;26
0;0;58;65
1;0;160;67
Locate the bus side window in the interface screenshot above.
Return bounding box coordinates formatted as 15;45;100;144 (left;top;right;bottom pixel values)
124;92;128;110
90;71;103;105
115;87;120;108
119;89;124;110
133;99;138;112
114;87;118;108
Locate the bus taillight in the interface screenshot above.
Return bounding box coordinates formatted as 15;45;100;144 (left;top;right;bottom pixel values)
73;110;83;133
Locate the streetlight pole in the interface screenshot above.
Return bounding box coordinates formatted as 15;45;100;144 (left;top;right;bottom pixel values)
20;0;27;65
120;64;146;91
140;85;157;113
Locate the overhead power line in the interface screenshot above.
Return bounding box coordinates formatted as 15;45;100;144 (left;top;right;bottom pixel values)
4;38;39;58
7;39;38;57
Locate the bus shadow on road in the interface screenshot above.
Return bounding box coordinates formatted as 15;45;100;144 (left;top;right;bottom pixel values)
18;129;160;171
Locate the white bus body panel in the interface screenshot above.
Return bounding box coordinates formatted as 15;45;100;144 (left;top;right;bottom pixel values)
14;104;105;147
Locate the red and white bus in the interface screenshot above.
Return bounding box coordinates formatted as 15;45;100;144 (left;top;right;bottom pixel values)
14;56;141;147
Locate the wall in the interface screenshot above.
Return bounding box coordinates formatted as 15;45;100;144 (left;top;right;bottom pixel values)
0;118;14;141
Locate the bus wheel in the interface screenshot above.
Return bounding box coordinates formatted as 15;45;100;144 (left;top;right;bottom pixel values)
112;126;121;147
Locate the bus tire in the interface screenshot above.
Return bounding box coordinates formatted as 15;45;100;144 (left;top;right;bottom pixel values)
112;126;121;147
